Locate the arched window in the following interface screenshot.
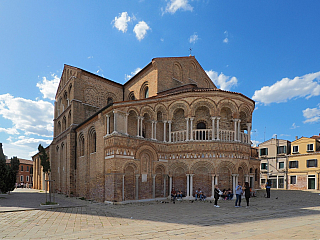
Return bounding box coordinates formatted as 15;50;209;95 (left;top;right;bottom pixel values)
79;133;85;156
144;87;149;98
128;91;135;100
107;97;113;105
89;128;96;153
57;121;61;135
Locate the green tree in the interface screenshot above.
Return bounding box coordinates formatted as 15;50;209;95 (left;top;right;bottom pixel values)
0;144;6;193
5;157;20;192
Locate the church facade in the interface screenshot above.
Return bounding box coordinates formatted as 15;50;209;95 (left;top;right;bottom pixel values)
33;56;259;202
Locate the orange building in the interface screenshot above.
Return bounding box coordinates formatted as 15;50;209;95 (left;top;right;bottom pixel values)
6;158;34;188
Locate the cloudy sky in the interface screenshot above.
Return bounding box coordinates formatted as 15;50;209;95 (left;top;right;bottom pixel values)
0;1;320;159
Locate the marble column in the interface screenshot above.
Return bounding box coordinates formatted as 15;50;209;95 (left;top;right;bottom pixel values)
186;174;190;197
154;121;157;140
125;113;129;135
163;175;167;197
135;174;139;200
185;118;189;141
216;117;220;140
113;111;118;134
234;119;238;141
140;117;144;138
190;174;194;198
163;121;167;142
169;176;172;197
238;119;241;142
106;114;110;135
190;117;194;140
168;121;172;142
211;117;216;140
152;174;156;198
151;121;154;139
211;174;215;198
122;175;125;201
137;117;140;137
247;123;252;144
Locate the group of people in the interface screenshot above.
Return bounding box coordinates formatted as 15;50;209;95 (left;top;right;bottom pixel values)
171;181;256;208
214;182;251;208
170;188;183;201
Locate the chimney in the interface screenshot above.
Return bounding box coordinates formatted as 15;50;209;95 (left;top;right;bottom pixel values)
295;136;298;140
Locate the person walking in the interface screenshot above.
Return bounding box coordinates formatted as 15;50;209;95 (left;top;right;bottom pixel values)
244;182;250;208
266;180;271;198
235;182;243;207
214;185;220;207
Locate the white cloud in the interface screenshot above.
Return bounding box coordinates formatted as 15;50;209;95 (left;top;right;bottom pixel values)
3;137;51;159
252;71;320;105
133;21;150;41
303;104;320;123
0;127;19;135
205;70;238;91
189;33;199;44
36;74;60;101
0;93;54;137
112;12;131;33
251;140;260;147
163;0;193;14
290;123;299;129
125;68;142;81
223;31;229;43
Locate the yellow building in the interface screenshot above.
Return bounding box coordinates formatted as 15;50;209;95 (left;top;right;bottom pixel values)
287;135;320;190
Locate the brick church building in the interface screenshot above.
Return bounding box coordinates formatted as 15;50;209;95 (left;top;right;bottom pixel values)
33;56;259;202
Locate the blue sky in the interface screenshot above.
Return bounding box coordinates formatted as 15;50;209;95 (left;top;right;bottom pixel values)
0;0;320;159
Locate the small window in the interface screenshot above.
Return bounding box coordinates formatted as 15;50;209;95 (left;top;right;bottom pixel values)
290;176;296;184
107;97;113;105
293;145;299;153
26;176;29;182
289;161;298;169
277;146;286;154
20;175;23;182
261;163;268;170
307;159;317;168
27;166;29;172
307;144;314;152
260;148;268;156
261;179;266;184
279;162;284;169
21;165;23;171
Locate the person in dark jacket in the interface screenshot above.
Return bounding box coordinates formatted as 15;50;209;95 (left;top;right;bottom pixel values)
266;180;271;198
214;185;221;207
244;182;251;208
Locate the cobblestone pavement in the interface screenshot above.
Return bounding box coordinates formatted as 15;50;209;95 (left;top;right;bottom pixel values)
1;188;320;239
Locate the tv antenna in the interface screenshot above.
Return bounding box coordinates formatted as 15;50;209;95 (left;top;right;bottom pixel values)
189;48;192;56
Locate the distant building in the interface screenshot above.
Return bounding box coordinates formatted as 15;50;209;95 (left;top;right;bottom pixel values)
259;138;291;189
6;158;33;188
287;135;320;190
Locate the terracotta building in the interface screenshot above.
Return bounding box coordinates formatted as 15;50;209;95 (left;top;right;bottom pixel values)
6;158;33;188
33;56;259;202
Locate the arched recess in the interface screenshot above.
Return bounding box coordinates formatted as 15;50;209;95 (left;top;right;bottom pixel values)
154;164;166;198
106;92;117;104
128;91;136;101
217;99;237;117
67;110;71;127
219;106;233;131
190;99;216;117
217;161;236;190
123;162;138;201
168;101;189;120
57;121;61;135
171;108;186;132
62;116;66;132
239;104;252;132
78;133;85;157
169;161;188;195
191;161;214;197
127;109;139;136
173;62;183;82
88;127;96;153
142;112;152;139
189;61;197;81
139;81;149;99
135;145;158;171
155;104;167;141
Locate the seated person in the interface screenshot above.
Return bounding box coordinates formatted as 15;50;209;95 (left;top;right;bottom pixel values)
177;189;183;200
221;189;227;200
195;188;202;200
227;188;233;200
171;187;177;201
200;191;206;201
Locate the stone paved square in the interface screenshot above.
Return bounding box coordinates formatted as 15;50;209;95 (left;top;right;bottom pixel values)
1;188;320;239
